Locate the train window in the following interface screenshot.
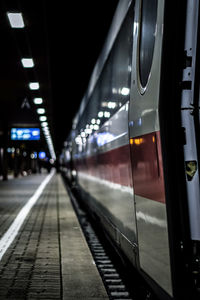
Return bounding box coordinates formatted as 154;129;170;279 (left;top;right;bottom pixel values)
98;7;133;122
139;0;157;88
76;5;133;146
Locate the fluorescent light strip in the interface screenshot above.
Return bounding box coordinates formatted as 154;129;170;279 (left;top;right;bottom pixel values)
41;126;56;159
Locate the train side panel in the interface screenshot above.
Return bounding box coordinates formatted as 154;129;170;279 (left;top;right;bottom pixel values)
71;0;173;297
72;1;139;267
76;103;137;246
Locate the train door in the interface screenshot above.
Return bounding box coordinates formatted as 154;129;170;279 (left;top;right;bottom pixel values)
129;0;173;297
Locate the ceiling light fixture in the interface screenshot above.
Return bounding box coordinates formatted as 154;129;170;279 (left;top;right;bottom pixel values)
21;58;34;68
121;87;130;96
29;82;39;90
37;108;45;114
7;12;25;28
33;98;43;105
41;122;48;127
39;116;47;121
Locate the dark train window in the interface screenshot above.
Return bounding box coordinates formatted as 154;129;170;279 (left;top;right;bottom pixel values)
139;0;158;88
76;6;133;135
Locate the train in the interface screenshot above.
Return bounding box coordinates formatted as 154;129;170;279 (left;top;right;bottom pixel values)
61;0;200;299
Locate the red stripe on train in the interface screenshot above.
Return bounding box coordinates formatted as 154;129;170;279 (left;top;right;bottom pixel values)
75;131;165;204
130;131;165;203
76;143;133;188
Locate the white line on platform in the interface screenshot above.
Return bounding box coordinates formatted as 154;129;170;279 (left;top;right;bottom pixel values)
0;169;55;261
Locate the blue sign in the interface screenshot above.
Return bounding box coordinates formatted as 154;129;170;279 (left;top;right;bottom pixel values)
11;128;40;140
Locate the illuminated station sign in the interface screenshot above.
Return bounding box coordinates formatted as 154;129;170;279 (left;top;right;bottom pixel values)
11;128;40;141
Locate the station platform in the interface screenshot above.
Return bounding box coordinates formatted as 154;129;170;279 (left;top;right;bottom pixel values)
0;170;109;299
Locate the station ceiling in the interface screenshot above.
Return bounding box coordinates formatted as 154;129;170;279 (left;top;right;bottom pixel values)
0;0;118;156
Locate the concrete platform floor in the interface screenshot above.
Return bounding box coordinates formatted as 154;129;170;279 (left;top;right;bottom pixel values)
0;171;108;299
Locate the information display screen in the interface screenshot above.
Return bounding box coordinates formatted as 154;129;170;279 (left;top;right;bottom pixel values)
11;128;40;140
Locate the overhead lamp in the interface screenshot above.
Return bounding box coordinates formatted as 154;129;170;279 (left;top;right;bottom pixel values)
93;125;99;130
7;12;25;28
104;111;110;118
41;122;48;127
21;58;34;68
108;101;117;109
33;98;43;105
37;108;45;114
39;116;47;121
121;87;130;96
98;111;104;118
29;82;39;90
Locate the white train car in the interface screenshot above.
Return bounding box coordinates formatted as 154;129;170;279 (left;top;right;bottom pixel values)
64;1;200;299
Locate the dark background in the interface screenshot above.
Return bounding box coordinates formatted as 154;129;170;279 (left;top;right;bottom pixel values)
0;0;118;154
